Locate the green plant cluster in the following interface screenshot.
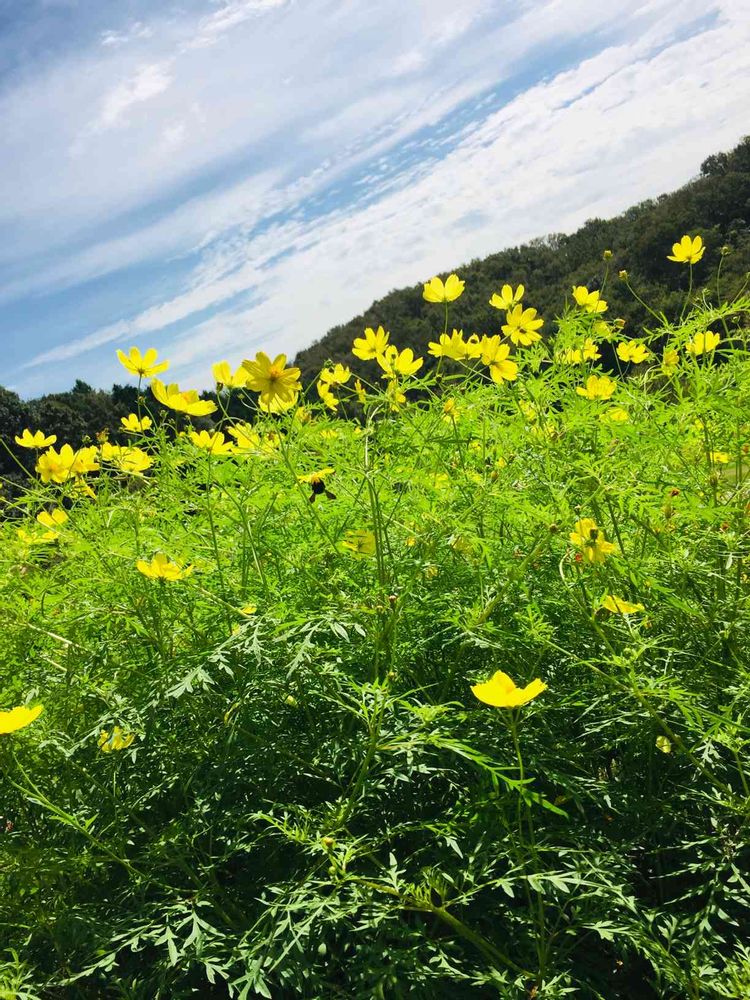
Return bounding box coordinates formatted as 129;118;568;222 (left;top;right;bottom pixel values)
1;259;750;998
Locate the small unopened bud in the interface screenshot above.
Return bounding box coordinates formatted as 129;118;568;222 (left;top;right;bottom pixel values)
285;694;298;708
720;245;731;256
614;317;626;330
548;522;559;534
603;249;613;260
321;836;335;849
618;269;628;281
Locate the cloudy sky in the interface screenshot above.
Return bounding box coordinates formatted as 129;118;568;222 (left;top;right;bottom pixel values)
1;0;748;397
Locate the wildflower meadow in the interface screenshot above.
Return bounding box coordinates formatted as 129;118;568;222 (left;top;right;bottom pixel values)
2;241;750;998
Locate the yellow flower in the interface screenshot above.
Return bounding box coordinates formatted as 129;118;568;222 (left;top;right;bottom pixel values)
570;518;616;563
377;346;423;379
121;414;152;432
600;406;629;424
442;398;460;421
428;329;468;360
0;704;43;734
656;735;672;754
572;286;608;314
661;347;680;374
189;430;235;455
241;352;301;413
685;331;720;356
212;361;248;389
298;467;336;502
317;380;340;411
470;671;546;708
502;305;544;346
559;339;601;364
151;380;218;417
489;284;524;311
98;726;135;752
385;380;407;411
36;444;99;483
422;273;465;303
576;374;616;400
354;378;366;404
667;234;705;264
709;451;730;465
488;343;518;384
101;444;154;475
341;529;376;556
227;423;261;452
601;595;645;614
117;347;170;379
136;553;194;581
32;508;69;541
319;363;351;387
352;325;389;360
616;341;649;364
240;604;257;616
15;429;57;449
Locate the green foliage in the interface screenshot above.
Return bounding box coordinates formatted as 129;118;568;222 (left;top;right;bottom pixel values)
1;255;750;998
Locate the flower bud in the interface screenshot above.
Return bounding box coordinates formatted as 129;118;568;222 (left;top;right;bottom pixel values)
618;270;628;281
603;249;613;260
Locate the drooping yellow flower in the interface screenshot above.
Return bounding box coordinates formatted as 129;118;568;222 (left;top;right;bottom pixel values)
661;347;680;374
667;234;705;264
616;341;649;364
601;595;645;614
489;283;524;311
341;528;377;556
15;429;57;449
120;414;153;433
319;363;351;387
576;374;616;401
136;553;194;581
101;443;154;475
117;347;170;379
188;430;235;455
354;378;366;404
0;703;43;734
488;343;518;384
212;361;249;389
242;352;301;413
34;508;69;543
572;286;608;314
709;451;730;465
317;380;340;411
470;671;547;708
502;305;544;346
558;339;601;364
600;406;629;424
36;444;99;483
377;346;424;379
428;329;468;360
352;325;389;360
151;380;218;417
98;726;135;752
570;518;616;564
422;273;465;303
384;380;407;411
685;331;720;357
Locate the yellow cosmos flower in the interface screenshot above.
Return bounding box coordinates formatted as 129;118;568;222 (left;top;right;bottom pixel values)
317;380;340;411
151;380;217;417
667;234;705;264
98;726;135;752
377;346;424;379
242;352;301;413
600;406;629;424
354;378;366;404
212;361;249;389
470;671;547;708
117;347;170;379
488;344;518;384
101;444;154;475
559;339;601;364
442;399;460;421
502;305;544;346
661;347;680;374
188;430;235;455
617;341;649;364
36;444;99;483
136;553;194;581
240;604;258;616
121;414;152;432
572;286;608;314
352;325;389;360
686;331;720;356
341;528;376;556
489;284;524;311
428;329;468;360
709;451;730;465
570;518;616;563
385;380;407;411
298;467;336;502
422;273;465;303
22;509;70;543
656;735;672;754
0;703;43;734
15;429;57;449
601;595;645;614
319;363;351;387
576;374;616;401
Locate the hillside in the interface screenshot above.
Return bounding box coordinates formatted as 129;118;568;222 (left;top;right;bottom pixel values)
292;136;750;381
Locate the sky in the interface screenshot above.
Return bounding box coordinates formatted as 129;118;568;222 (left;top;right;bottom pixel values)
1;0;749;398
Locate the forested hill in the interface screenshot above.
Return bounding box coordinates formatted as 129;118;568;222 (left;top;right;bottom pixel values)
292;136;750;382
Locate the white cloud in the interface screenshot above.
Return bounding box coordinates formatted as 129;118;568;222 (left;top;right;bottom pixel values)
97;62;174;128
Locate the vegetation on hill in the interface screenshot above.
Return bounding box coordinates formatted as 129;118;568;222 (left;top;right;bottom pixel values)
1;244;750;996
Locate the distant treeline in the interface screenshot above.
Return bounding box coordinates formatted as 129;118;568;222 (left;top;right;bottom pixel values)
2;136;749;493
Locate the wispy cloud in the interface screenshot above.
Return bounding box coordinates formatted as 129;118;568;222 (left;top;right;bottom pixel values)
2;0;748;397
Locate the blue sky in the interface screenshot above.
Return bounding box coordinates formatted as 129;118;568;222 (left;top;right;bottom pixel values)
1;0;749;398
